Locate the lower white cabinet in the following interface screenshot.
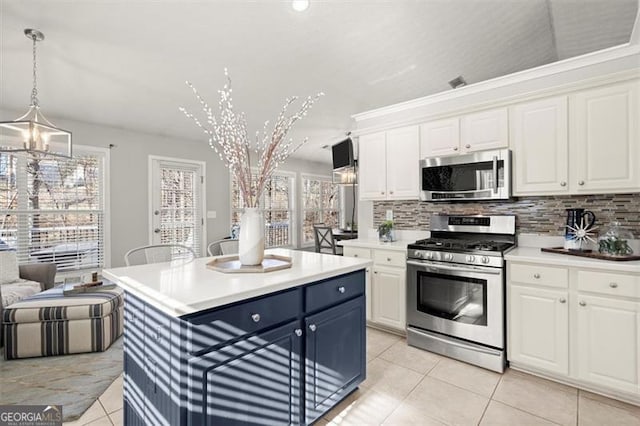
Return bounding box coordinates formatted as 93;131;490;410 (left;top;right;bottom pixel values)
576;294;640;395
509;285;569;375
508;261;640;402
343;246;406;333
372;265;406;331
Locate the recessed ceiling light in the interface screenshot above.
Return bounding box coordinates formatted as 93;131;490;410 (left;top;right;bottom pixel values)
292;0;309;12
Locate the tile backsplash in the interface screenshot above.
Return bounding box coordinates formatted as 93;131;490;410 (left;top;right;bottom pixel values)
373;193;640;236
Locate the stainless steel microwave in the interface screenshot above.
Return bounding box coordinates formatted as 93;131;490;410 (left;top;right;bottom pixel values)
419;149;511;201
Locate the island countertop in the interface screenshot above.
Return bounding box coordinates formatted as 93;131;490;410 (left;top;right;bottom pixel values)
103;248;372;317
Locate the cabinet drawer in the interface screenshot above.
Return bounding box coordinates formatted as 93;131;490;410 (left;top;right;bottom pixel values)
577;270;640;298
343;247;372;259
185;288;301;355
306;270;365;313
510;263;568;288
373;250;406;268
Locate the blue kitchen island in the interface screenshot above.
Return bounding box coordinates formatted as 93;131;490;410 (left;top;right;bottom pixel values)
103;248;371;426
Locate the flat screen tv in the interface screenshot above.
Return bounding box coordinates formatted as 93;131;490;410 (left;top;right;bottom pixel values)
332;138;354;170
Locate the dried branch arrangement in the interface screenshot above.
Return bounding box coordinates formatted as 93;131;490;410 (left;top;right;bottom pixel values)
180;70;323;207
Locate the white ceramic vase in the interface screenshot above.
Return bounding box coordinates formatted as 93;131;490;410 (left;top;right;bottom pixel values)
239;207;265;265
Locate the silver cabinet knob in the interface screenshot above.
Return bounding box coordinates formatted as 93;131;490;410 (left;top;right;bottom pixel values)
309;324;317;332
294;329;302;337
381;191;385;195
578;180;585;186
154;228;161;234
453;147;459;151
338;286;346;294
560;181;567;187
579;301;586;306
389;191;394;195
387;257;392;261
533;273;541;279
154;210;160;216
609;282;618;288
559;298;566;303
353;254;358;257
251;313;261;323
465;144;471;149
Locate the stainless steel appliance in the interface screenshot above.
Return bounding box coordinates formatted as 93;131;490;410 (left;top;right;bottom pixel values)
338;184;358;231
406;215;516;372
419;149;511;201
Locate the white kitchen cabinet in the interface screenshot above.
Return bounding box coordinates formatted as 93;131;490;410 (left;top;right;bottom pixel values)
576;294;639;395
420;118;460;157
510;97;569;195
372;264;406;331
460;108;509;153
358;132;387;200
343;245;406;333
570;81;640;193
420;108;508;158
508;260;640;403
343;246;373;321
359;126;419;201
509;284;569;375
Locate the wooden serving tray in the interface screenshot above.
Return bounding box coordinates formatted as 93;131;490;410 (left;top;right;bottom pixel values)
540;247;640;262
206;254;293;273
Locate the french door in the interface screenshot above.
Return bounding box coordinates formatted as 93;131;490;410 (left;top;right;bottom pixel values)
149;156;205;256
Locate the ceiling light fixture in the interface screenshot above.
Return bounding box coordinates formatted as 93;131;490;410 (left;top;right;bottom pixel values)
292;0;309;12
0;29;72;158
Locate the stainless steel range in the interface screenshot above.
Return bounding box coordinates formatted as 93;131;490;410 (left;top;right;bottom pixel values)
406;215;516;373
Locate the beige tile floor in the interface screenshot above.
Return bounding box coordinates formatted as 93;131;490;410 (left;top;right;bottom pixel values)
64;327;640;425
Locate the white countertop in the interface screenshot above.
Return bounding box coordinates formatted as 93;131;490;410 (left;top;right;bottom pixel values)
339;238;412;252
103;248;372;317
505;247;640;273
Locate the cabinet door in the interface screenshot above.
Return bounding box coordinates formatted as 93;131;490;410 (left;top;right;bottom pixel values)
386;125;420;200
372;265;406;331
570;81;640;193
358;132;387;200
188;321;302;425
511;97;569;195
576;294;639;394
305;296;366;424
461;108;509;153
342;248;373;321
420;118;460;157
508;285;569;375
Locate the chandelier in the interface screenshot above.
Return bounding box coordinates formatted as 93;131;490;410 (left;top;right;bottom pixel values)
0;29;72;158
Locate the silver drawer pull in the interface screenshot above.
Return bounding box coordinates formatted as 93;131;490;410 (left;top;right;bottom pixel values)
387;257;392;261
579;301;586;307
559;298;566;303
294;329;302;337
578;180;585;186
309;324;317;332
560;181;567;187
533;273;541;279
251;313;261;323
609;282;618;288
353;254;358;257
453;147;458;151
338;286;346;294
465;144;471;149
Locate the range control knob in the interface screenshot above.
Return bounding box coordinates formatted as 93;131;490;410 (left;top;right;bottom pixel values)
481;256;490;264
426;252;434;260
445;253;454;261
466;255;476;263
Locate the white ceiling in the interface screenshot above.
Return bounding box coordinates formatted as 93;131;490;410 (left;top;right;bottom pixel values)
1;0;637;164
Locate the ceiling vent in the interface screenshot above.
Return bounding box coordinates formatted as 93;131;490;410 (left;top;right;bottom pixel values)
448;75;467;89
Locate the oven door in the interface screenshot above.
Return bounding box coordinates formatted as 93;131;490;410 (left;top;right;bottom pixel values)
406;259;504;349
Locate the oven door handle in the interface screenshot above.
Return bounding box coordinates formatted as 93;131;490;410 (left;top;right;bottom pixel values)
407;260;502;275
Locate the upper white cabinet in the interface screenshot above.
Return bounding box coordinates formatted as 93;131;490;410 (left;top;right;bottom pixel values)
420;108;508;158
420;118;460;157
510;97;569;195
359;126;420;201
570;81;640;193
460;108;509;153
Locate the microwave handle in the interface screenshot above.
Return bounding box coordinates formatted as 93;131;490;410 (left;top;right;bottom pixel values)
492;155;498;193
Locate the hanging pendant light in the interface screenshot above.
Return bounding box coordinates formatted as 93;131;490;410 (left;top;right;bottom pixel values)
0;29;72;158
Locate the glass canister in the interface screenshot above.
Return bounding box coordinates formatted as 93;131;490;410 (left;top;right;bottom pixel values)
598;221;634;256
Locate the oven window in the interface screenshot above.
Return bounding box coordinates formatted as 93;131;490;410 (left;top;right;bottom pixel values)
422;160;504;192
416;271;487;325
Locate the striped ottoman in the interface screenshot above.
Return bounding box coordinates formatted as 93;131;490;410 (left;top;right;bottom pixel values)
2;286;123;360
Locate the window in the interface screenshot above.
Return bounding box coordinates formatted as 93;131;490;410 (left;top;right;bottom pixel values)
231;171;295;247
302;175;340;245
0;146;108;272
